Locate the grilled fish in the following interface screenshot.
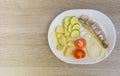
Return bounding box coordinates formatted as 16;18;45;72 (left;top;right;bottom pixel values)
79;14;109;48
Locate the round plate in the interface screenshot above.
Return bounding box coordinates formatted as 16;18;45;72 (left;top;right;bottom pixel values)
48;9;116;64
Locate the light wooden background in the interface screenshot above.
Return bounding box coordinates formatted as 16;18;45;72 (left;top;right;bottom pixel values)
0;0;120;76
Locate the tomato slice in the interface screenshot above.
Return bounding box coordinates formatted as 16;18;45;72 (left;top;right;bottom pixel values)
73;49;86;59
74;38;87;49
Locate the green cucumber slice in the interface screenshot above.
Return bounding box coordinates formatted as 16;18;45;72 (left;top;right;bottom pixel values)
68;24;72;32
63;24;68;30
70;30;80;38
70;16;79;25
72;23;80;31
63;16;70;29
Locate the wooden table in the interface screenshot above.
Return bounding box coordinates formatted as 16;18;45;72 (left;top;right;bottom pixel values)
0;0;120;76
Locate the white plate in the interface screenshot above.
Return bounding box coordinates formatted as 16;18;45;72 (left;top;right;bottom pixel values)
48;9;116;64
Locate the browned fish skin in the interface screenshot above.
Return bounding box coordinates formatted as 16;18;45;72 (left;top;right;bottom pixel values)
102;40;109;48
79;15;109;48
85;20;94;26
94;28;102;36
91;23;98;30
99;33;104;41
80;15;88;21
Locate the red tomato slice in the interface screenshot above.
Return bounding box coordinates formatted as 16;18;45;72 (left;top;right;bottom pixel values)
73;49;86;59
74;38;87;49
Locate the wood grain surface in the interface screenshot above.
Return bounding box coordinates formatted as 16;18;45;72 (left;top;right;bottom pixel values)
0;0;120;76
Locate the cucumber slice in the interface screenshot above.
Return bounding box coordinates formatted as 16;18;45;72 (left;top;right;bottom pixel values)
63;16;70;29
63;24;68;30
70;16;79;25
68;24;72;32
70;30;80;38
64;16;70;25
72;23;80;31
